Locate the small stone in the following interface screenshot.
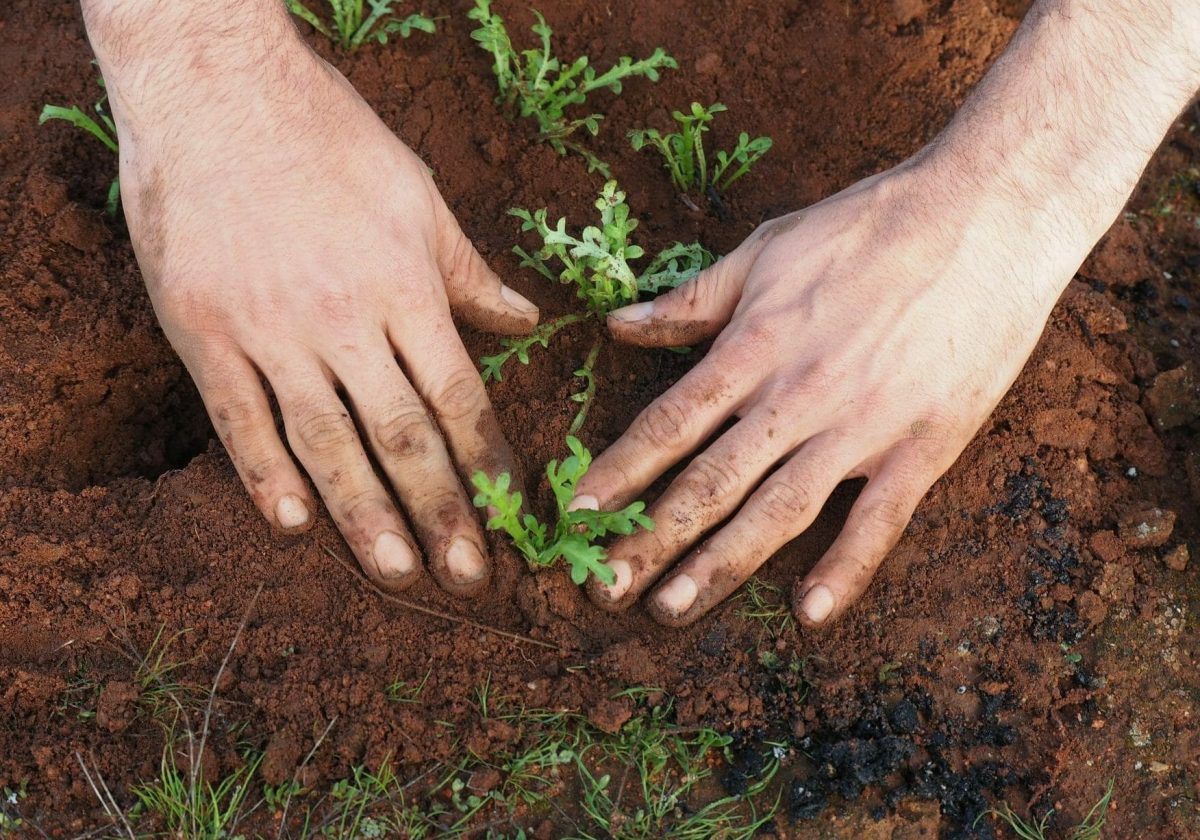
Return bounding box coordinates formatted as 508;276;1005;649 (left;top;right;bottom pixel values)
468;767;502;794
1143;365;1200;431
1032;408;1097;450
1096;563;1136;604
694;52;722;76
1077;591;1108;627
1163;544;1189;572
1089;530;1126;563
1118;507;1176;549
586;698;631;734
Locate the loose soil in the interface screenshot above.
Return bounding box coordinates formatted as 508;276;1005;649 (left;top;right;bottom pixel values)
2;0;1199;836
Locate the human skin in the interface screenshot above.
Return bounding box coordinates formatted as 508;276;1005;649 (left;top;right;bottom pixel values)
79;0;1198;621
575;0;1200;626
80;0;542;596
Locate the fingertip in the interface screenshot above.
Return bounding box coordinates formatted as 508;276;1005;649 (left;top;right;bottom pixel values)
794;581;836;627
648;573;700;627
431;536;492;598
586;558;634;612
500;284;539;318
368;530;423;593
273;493;313;533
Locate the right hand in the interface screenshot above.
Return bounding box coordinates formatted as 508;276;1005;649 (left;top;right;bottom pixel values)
96;12;539;596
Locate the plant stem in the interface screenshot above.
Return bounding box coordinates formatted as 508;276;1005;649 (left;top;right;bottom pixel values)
568;339;603;436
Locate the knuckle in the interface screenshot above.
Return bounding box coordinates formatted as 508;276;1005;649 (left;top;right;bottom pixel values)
212;398;260;434
635;396;691;450
374;408;433;460
862;496;910;539
756;480;810;527
680;455;741;505
295;410;357;457
240;452;283;487
432;369;487;424
343;490;391;530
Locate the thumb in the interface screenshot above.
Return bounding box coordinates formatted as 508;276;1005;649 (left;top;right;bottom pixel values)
437;212;540;337
607;247;754;348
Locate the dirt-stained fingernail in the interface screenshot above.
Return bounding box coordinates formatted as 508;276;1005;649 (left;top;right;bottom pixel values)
275;494;310;529
373;531;417;579
597;558;632;600
568;494;599;513
500;285;538;314
446;536;487;584
800;584;835;624
655;574;698;615
610;301;655;323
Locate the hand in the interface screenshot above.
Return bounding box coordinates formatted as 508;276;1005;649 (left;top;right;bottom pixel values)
573;160;1086;627
102;16;539;595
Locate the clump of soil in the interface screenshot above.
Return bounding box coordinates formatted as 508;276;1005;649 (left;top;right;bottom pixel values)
2;0;1199;836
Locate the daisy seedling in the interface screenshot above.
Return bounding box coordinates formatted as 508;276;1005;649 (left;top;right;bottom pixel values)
39;76;120;217
471;436;652;586
481;179;710;432
468;0;676;176
630;102;772;212
286;0;436;50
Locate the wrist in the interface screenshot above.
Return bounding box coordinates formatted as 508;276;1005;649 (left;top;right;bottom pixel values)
81;0;311;132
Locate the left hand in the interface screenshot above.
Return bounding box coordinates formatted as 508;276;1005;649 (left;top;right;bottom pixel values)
571;157;1083;627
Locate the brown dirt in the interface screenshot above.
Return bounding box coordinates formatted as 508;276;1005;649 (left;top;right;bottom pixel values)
2;0;1199;836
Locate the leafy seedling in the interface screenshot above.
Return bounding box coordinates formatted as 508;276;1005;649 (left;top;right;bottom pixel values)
468;0;676;175
287;0;435;50
39;75;120;216
630;102;772;212
472;435;652;586
482;180;711;431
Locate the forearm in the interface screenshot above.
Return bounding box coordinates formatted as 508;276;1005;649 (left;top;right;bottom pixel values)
914;0;1200;305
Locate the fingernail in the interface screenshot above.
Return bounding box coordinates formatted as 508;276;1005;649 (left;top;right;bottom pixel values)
610;301;655;323
373;531;417;579
800;584;835;624
275;494;310;529
446;536;487;584
568;494;599;513
655;574;698;615
597;558;632;600
500;285;538;314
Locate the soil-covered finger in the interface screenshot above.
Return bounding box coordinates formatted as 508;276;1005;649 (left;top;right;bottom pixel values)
191;350;314;533
336;351;492;597
646;435;858;626
272;369;423;592
586;413;798;610
573;351;753;512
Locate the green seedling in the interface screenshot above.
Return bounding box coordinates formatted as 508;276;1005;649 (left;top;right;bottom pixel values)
468;0;676;175
286;0;435;50
976;779;1114;840
630;102;772;211
472;435;652;586
39;75;120;217
482;180;711;421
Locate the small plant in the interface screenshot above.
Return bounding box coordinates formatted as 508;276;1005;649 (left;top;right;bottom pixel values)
468;0;676;175
629;102;772;211
39;74;120;216
386;668;432;703
977;779;1115;840
481;180;711;422
472;436;653;586
286;0;435;50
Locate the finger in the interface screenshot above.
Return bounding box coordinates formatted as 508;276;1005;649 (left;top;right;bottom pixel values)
586;409;811;610
572;346;757;513
646;434;861;626
335;343;491;597
190;350;314;533
792;450;937;627
606;246;756;348
272;363;422;593
436;208;540;336
392;313;518;488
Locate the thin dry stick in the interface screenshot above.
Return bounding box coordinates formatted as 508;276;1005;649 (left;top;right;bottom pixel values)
75;752;135;840
320;544;562;652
